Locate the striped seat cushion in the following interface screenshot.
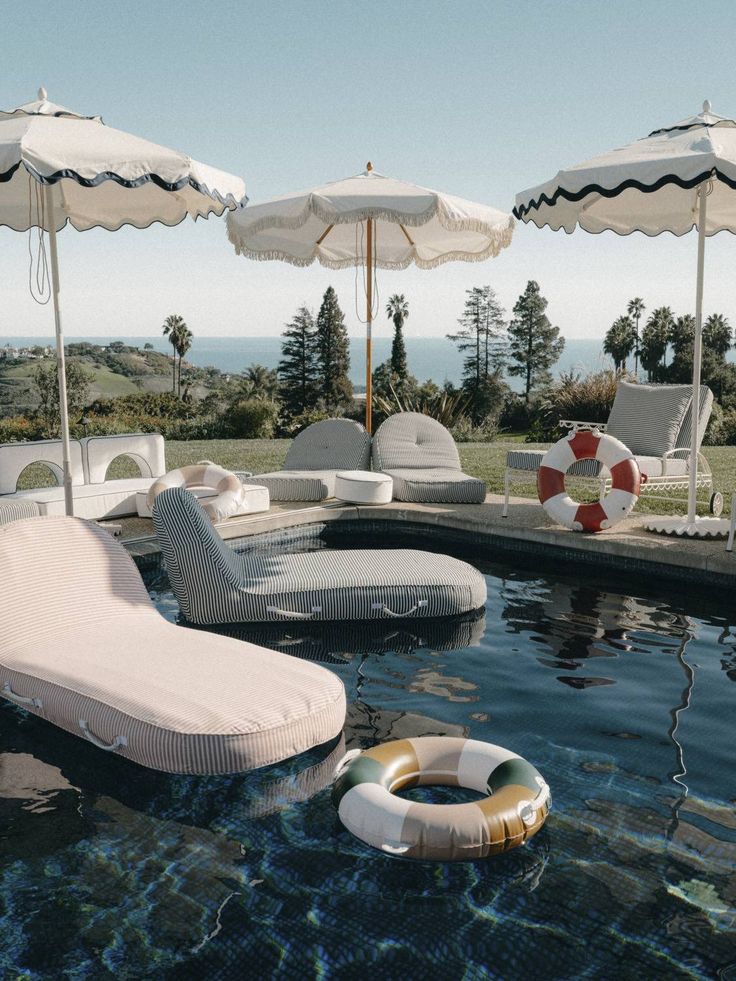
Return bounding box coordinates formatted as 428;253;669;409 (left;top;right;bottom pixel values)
152;487;487;626
0;498;41;525
284;419;371;471
675;385;713;450
384;468;487;504
252;470;337;502
373;412;462;471
506;450;601;477
0;516;345;775
606;381;692;457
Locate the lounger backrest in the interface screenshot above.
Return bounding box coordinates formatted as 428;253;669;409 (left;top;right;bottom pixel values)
0;516;154;650
675;385;713;451
284;419;371;472
81;433;166;484
606;381;694;458
372;413;461;472
152;487;242;623
0;439;85;495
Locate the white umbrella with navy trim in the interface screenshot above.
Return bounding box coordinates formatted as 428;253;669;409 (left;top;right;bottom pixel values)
515;101;736;538
0;88;246;515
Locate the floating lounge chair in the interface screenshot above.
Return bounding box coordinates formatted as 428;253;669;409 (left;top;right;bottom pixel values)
372;412;486;504
253;418;371;502
0;516;346;774
152;487;487;625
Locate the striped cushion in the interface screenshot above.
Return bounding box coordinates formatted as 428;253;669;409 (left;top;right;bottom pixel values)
506;450;602;477
284;419;371;471
0;498;41;525
0;516;345;774
152;487;487;626
252;470;336;502
373;413;461;471
385;468;487;504
606;381;692;457
675;385;713;450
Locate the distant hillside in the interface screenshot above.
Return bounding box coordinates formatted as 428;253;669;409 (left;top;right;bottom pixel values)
0;341;227;416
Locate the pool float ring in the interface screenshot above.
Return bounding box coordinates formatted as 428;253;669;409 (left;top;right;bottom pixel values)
537;430;641;533
148;463;244;522
332;737;550;861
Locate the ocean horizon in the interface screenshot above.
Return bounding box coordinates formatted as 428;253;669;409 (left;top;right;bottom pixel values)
2;335;622;392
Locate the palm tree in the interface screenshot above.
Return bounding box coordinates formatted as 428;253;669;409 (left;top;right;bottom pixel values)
242;363;279;400
627;298;645;376
640;307;673;381
175;325;193;397
703;313;732;359
162;314;187;394
603;315;636;372
386;293;409;381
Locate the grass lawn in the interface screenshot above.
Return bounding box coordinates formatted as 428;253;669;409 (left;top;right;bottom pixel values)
16;436;735;515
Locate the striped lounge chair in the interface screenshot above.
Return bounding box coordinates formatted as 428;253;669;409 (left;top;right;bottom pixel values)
253;418;371;502
0;515;345;774
152;486;487;626
503;381;719;516
372;412;486;504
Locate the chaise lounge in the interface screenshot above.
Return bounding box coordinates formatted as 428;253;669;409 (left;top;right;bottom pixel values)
503;381;719;517
0;515;346;774
252;418;371;502
372;412;486;504
152;486;487;625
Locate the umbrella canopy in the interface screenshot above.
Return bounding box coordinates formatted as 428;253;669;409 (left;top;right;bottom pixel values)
514;101;733;536
1;89;246;515
227;166;514;429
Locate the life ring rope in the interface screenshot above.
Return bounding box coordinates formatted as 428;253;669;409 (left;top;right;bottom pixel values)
537;430;640;533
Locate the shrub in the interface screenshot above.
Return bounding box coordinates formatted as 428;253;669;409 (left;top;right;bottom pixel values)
450;416;499;443
279;406;333;437
0;416;47;442
227;399;279;439
86;392;197;419
373;387;470;428
529;370;621;442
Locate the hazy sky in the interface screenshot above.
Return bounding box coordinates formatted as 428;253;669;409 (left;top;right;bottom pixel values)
3;0;736;341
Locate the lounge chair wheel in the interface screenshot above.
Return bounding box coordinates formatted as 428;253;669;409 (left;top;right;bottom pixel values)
710;492;724;516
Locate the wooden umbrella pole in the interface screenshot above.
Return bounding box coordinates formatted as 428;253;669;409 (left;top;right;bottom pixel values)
365;217;373;433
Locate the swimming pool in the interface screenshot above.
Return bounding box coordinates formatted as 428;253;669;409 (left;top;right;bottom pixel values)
1;525;735;979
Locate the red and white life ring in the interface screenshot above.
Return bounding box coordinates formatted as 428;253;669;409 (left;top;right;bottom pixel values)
537;430;641;533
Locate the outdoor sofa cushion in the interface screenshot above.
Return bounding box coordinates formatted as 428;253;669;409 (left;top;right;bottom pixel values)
152;487;487;626
4;477;156;519
372;413;486;504
0;498;40;526
255;419;371;502
0;516;345;774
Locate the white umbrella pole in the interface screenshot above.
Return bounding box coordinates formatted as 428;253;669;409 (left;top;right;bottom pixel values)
687;184;708;525
44;187;74;517
365;217;374;433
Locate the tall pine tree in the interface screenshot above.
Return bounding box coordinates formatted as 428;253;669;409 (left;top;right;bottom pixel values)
507;281;564;402
278;306;319;418
447;286;508;421
316;286;352;410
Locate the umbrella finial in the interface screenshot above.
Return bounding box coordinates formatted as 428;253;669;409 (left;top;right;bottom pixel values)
703;99;712;114
366;161;373;172
38;86;47;101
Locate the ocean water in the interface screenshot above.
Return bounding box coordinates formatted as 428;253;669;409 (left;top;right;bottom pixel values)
1;335;612;390
1;524;735;978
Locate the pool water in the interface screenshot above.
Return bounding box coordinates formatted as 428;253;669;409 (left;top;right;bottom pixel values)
1;526;735;979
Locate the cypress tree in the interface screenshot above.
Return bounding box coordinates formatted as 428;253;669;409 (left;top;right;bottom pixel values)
278;306;319;417
386;293;409;381
316;286;353;410
507;281;564;402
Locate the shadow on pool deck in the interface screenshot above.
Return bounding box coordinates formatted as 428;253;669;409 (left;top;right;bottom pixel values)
113;494;736;589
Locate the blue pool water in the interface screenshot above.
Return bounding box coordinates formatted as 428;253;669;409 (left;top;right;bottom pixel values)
1;526;735;979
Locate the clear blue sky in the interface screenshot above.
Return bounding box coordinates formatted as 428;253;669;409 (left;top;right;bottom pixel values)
3;0;736;341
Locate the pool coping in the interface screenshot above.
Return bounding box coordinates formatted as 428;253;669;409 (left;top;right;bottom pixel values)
121;494;736;590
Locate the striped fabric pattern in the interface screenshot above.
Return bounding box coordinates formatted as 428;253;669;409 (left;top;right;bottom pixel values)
373;413;486;503
283;419;371;471
0;498;41;525
675;385;713;450
606;381;692;457
152;487;487;626
506;450;602;477
250;471;336;502
0;515;345;774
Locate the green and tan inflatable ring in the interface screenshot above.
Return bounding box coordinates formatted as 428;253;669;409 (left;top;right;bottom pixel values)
332;736;550;861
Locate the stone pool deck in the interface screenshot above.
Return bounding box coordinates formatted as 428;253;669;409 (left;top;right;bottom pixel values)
116;494;735;589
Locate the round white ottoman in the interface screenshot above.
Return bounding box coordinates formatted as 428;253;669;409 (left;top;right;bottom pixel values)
334;470;393;505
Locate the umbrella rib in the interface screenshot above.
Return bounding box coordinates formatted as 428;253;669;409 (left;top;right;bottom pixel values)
399;223;415;246
316;223;334;245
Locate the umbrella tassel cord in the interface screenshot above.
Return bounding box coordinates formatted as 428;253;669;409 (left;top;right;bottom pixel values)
27;175;50;305
354;220;380;325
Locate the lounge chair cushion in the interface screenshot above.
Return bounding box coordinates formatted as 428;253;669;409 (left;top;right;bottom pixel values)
505;450;688;479
606;381;693;458
4;477;156;519
250;470;337;502
0;516;345;774
384;468;487;504
152;487;487;625
373;412;462;471
675;385;714;450
0;498;41;526
283;419;371;471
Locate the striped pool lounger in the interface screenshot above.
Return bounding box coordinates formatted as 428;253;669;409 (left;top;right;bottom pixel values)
0;516;346;774
254;418;371;501
152;487;487;626
372;413;486;504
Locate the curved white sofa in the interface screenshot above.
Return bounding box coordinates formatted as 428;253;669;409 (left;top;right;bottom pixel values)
0;515;346;774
